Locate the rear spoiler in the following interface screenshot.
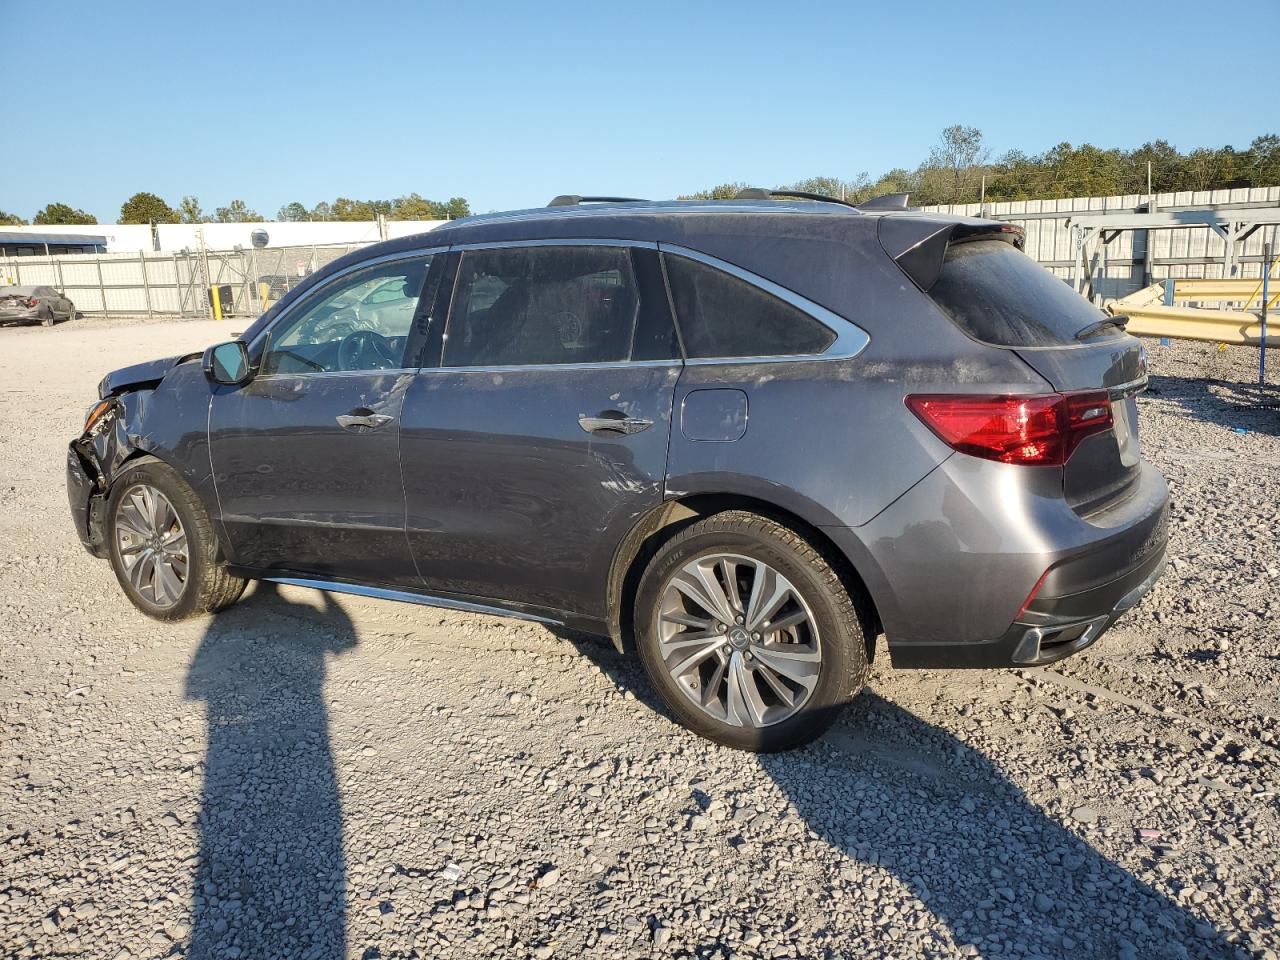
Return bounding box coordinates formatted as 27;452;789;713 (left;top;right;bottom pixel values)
879;219;1025;292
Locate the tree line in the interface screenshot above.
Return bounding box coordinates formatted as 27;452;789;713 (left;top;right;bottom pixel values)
0;193;472;227
4;130;1277;228
679;128;1280;206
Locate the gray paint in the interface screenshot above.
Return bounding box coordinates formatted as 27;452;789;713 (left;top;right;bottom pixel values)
67;199;1170;669
680;389;747;442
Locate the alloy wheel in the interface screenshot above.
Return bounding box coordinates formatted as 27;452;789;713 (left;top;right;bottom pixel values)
114;484;189;608
657;552;821;728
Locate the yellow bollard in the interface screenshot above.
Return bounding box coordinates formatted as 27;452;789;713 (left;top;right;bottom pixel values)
210;285;223;321
259;282;271;312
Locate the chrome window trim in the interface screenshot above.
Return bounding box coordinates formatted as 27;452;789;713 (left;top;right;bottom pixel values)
450;237;658;252
251;367;417;382
429;237;870;372
249;245;448;363
658;242;871;364
425;358;681;375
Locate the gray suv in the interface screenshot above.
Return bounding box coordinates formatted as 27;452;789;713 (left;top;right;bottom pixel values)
66;194;1169;751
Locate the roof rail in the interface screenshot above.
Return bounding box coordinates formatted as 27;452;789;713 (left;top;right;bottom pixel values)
733;187;912;211
547;195;648;207
733;187;858;209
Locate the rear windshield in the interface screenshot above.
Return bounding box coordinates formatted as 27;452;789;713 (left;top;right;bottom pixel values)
928;240;1115;347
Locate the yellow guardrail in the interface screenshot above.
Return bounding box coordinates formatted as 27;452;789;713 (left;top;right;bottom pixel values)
1121;306;1280;346
1171;278;1280;309
1107;280;1278;346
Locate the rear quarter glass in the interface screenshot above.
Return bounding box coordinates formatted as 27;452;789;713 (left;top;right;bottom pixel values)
928;240;1122;348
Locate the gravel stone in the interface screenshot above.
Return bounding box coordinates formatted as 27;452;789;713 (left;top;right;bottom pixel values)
0;323;1275;959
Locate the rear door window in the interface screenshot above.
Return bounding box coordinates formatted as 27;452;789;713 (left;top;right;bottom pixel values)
444;245;675;366
928;240;1118;347
663;254;835;359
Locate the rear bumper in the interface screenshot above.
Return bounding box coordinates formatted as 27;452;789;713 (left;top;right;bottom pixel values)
825;454;1170;669
0;310;41;325
889;544;1167;667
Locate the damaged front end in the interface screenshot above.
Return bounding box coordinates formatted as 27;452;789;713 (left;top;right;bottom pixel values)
67;352;215;558
67;395;129;557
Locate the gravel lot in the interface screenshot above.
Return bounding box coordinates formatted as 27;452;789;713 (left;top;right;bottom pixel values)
1;317;1278;960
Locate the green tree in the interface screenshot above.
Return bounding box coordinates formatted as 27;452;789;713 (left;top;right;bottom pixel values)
330;197;377;221
676;131;1280;207
310;201;332;221
214;199;264;223
390;194;472;220
866;168;914;200
916;124;988;205
677;182;749;200
1124;139;1184;195
178;195;206;223
120;192;179;224
390;193;436;219
0;210;29;225
1244;135;1280;187
277;201;309;221
442;197;471;220
32;202;98;225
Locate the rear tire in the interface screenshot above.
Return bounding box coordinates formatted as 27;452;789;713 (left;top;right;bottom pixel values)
105;458;246;621
634;510;869;751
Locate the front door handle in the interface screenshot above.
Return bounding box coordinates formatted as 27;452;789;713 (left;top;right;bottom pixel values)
336;410;395;431
578;413;654;436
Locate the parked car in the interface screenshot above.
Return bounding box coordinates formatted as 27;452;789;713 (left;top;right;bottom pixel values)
66;194;1169;750
1;284;75;326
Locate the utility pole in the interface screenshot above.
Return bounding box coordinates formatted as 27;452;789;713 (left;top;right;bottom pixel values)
1143;161;1156;287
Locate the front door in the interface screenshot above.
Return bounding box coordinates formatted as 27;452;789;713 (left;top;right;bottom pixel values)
400;243;682;620
209;252;440;585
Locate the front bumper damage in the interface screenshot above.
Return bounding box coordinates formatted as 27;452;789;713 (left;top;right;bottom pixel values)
67;442;108;557
66;397;124;559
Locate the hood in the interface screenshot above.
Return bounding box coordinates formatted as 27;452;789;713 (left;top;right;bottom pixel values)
98;353;199;399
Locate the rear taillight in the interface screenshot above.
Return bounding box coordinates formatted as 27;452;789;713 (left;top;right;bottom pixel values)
25;297;38;308
906;391;1112;466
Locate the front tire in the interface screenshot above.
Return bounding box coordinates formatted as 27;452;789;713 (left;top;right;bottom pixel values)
105;458;245;621
634;511;870;752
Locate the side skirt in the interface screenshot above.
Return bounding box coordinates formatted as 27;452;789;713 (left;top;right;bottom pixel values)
228;569;566;627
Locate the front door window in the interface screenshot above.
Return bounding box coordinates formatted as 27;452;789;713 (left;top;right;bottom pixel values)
261;257;432;375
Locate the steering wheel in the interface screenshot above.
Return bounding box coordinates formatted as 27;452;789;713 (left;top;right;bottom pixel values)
337;330;400;371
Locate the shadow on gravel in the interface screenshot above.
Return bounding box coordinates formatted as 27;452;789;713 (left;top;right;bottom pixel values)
1146;373;1280;436
185;582;356;960
562;632;1240;960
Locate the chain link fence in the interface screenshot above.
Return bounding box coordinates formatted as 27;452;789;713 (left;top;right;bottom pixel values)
0;244;362;318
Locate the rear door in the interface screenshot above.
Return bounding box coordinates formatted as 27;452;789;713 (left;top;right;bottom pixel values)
399;242;681;620
926;238;1148;512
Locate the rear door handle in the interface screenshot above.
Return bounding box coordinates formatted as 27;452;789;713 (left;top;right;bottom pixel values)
336;410;395;431
578;414;653;435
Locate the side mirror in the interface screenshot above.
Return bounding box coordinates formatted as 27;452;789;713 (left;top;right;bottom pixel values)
203;341;253;385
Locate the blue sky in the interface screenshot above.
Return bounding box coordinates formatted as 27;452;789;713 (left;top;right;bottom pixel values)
6;0;1273;222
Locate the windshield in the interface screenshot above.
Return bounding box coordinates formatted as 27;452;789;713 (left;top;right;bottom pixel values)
928;240;1119;347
